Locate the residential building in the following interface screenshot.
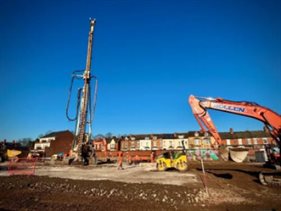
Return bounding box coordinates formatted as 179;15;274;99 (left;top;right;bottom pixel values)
139;136;152;150
32;130;73;157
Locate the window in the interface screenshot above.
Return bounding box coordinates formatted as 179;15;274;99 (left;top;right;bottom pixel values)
253;138;258;145
130;141;135;148
226;139;230;145
101;144;106;151
263;138;268;144
145;141;150;150
169;141;173;148
247;138;252;145
238;139;242;145
203;138;210;145
110;143;115;149
152;140;158;149
178;140;182;147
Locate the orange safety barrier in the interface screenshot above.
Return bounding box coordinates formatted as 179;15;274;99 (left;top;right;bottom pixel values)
8;158;37;176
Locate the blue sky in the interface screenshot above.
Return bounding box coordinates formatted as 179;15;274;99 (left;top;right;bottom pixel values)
0;0;280;140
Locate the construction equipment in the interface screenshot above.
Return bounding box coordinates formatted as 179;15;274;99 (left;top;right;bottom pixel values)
7;149;22;158
188;94;281;185
156;151;188;171
156;141;188;171
66;19;98;165
1;142;21;162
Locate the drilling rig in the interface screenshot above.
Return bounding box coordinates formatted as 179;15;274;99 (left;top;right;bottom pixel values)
66;18;98;165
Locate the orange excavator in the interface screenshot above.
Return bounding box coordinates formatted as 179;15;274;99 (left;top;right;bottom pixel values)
188;95;281;185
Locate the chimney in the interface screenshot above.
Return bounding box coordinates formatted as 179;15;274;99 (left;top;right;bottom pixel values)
229;128;234;135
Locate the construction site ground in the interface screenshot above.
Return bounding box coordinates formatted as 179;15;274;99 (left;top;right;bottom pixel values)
0;160;280;211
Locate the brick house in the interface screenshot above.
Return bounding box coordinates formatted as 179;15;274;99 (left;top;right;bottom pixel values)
93;138;106;151
220;130;274;147
34;130;74;157
117;132;213;151
108;138;119;151
92;130;275;154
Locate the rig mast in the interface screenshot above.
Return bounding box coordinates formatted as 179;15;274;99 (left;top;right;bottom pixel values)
67;19;97;164
74;19;96;149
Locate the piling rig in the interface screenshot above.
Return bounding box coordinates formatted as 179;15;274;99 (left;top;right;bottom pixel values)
66;19;98;165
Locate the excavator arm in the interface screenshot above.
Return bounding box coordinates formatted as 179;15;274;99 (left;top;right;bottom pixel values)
189;95;223;146
189;95;281;148
189;94;281;186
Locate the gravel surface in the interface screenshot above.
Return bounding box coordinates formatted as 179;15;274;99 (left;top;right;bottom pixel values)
0;161;280;210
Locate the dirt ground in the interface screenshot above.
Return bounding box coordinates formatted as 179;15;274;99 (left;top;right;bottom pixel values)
0;161;280;211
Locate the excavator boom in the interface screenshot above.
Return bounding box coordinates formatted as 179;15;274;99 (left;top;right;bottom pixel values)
189;95;281;146
188;94;281;186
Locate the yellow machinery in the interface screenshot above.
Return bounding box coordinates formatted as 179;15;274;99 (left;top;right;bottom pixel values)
156;151;188;171
7;149;22;158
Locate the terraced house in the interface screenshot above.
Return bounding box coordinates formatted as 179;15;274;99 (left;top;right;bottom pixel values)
94;129;274;152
